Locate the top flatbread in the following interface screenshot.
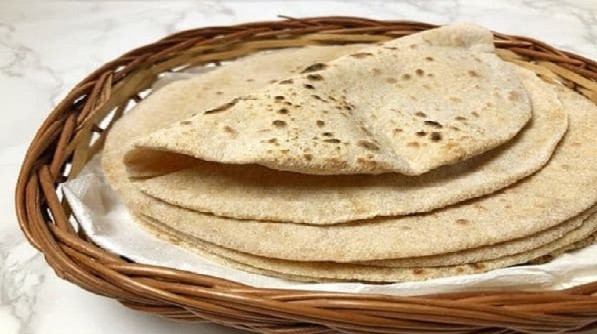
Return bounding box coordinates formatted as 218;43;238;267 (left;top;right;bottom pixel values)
124;23;531;178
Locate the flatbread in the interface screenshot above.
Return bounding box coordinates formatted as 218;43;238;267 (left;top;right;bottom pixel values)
126;66;566;225
105;82;597;262
364;204;597;267
137;211;597;282
124;23;531;179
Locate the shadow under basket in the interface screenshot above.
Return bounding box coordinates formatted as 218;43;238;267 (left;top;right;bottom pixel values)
15;17;597;334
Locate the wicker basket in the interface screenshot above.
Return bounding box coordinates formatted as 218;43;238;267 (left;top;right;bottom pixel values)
15;17;597;333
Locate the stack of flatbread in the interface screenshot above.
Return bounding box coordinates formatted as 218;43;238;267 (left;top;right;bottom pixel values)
102;23;597;282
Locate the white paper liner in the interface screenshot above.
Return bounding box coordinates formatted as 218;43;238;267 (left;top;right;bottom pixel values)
62;155;597;296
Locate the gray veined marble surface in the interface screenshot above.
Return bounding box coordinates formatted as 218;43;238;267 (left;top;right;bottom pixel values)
1;1;596;333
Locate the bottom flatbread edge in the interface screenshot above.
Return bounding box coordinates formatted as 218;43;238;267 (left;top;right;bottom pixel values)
134;211;597;283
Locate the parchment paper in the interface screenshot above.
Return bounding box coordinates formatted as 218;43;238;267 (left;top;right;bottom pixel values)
62;157;597;296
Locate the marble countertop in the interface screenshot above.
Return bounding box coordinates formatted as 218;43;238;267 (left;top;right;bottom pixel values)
1;1;596;333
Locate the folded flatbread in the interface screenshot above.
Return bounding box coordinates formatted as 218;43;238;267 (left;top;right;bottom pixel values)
119;25;566;225
125;23;531;179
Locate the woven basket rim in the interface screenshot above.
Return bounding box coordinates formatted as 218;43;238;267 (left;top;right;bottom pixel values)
15;16;597;333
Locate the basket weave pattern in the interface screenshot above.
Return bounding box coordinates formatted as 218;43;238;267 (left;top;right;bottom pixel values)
15;17;597;333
